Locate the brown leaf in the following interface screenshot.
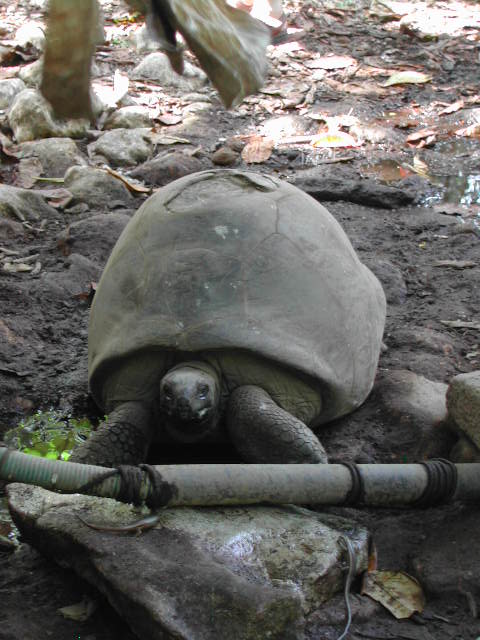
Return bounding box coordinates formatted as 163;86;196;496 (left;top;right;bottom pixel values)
305;55;357;70
241;136;274;163
362;571;425;619
103;167;151;194
438;99;465;115
406;128;437;143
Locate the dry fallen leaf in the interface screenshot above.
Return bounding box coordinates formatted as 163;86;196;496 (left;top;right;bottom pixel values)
362;570;425;619
383;71;432;87
455;122;480;138
241;136;274;163
438;99;465;115
305;55;357;70
103;167;151;194
311;131;360;148
406;128;437;143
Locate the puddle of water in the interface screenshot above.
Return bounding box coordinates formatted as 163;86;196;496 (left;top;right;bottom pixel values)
362;158;480;210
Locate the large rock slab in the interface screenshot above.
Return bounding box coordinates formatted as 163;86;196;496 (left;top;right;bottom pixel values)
7;484;369;640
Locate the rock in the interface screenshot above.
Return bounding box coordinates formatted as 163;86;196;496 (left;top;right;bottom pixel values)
446;371;480;449
0;78;26;110
41;253;102;298
0;184;56;223
103;106;153;130
182;101;211;115
131;52;206;90
7;89;89;143
0;218;25;239
211;146;239;166
8;484;369;640
132;24;161;53
17;59;43;87
373;369;454;460
388;327;457;356
411;508;480;597
57;213;131;263
63;166;134;209
294;170;416;209
450;435;480;463
87;128;153;167
15;21;46;50
16;138;87;178
367;259;407;305
128;151;205;186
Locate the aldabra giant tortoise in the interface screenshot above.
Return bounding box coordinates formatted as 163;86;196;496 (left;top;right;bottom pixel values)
71;170;386;467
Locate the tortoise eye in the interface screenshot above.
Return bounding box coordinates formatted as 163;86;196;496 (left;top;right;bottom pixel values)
162;384;173;400
197;384;209;400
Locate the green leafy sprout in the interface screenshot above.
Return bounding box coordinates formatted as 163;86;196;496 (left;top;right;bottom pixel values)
4;409;93;461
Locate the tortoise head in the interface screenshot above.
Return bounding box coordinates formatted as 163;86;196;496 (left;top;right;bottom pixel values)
159;363;220;442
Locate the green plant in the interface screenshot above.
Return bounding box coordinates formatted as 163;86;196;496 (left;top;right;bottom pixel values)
4;410;93;461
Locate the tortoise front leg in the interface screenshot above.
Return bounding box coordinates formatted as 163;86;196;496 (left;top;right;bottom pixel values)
227;386;328;463
69;401;153;467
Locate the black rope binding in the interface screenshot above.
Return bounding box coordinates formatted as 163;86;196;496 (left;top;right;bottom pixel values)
342;463;365;506
413;458;458;507
77;464;178;508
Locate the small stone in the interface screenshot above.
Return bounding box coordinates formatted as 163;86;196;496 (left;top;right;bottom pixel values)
18;59;43;87
15;21;46;50
103;106;153;130
16;138;87;178
373;369;454;460
211;146;239;166
0;78;26;110
128;151;205;186
446;370;480;448
63;166;134;209
8;89;88;143
0;183;56;222
87;128;153;167
131;52;206;90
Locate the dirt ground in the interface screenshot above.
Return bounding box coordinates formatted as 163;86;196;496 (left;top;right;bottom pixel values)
1;0;480;638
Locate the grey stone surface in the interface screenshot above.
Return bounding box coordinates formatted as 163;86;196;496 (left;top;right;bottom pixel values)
447;370;480;449
374;369;453;459
131;52;206;90
63;166;135;209
103;105;153;130
0;78;26;110
16;138;87;178
411;507;480;597
87;128;154;167
57;212;132;263
367;259;407;305
0;184;56;223
128;150;206;186
8;89;89;142
18;59;43;87
15;21;46;50
7;484;369;640
41;253;102;298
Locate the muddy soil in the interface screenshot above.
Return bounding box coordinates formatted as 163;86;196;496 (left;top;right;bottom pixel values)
1;0;480;638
